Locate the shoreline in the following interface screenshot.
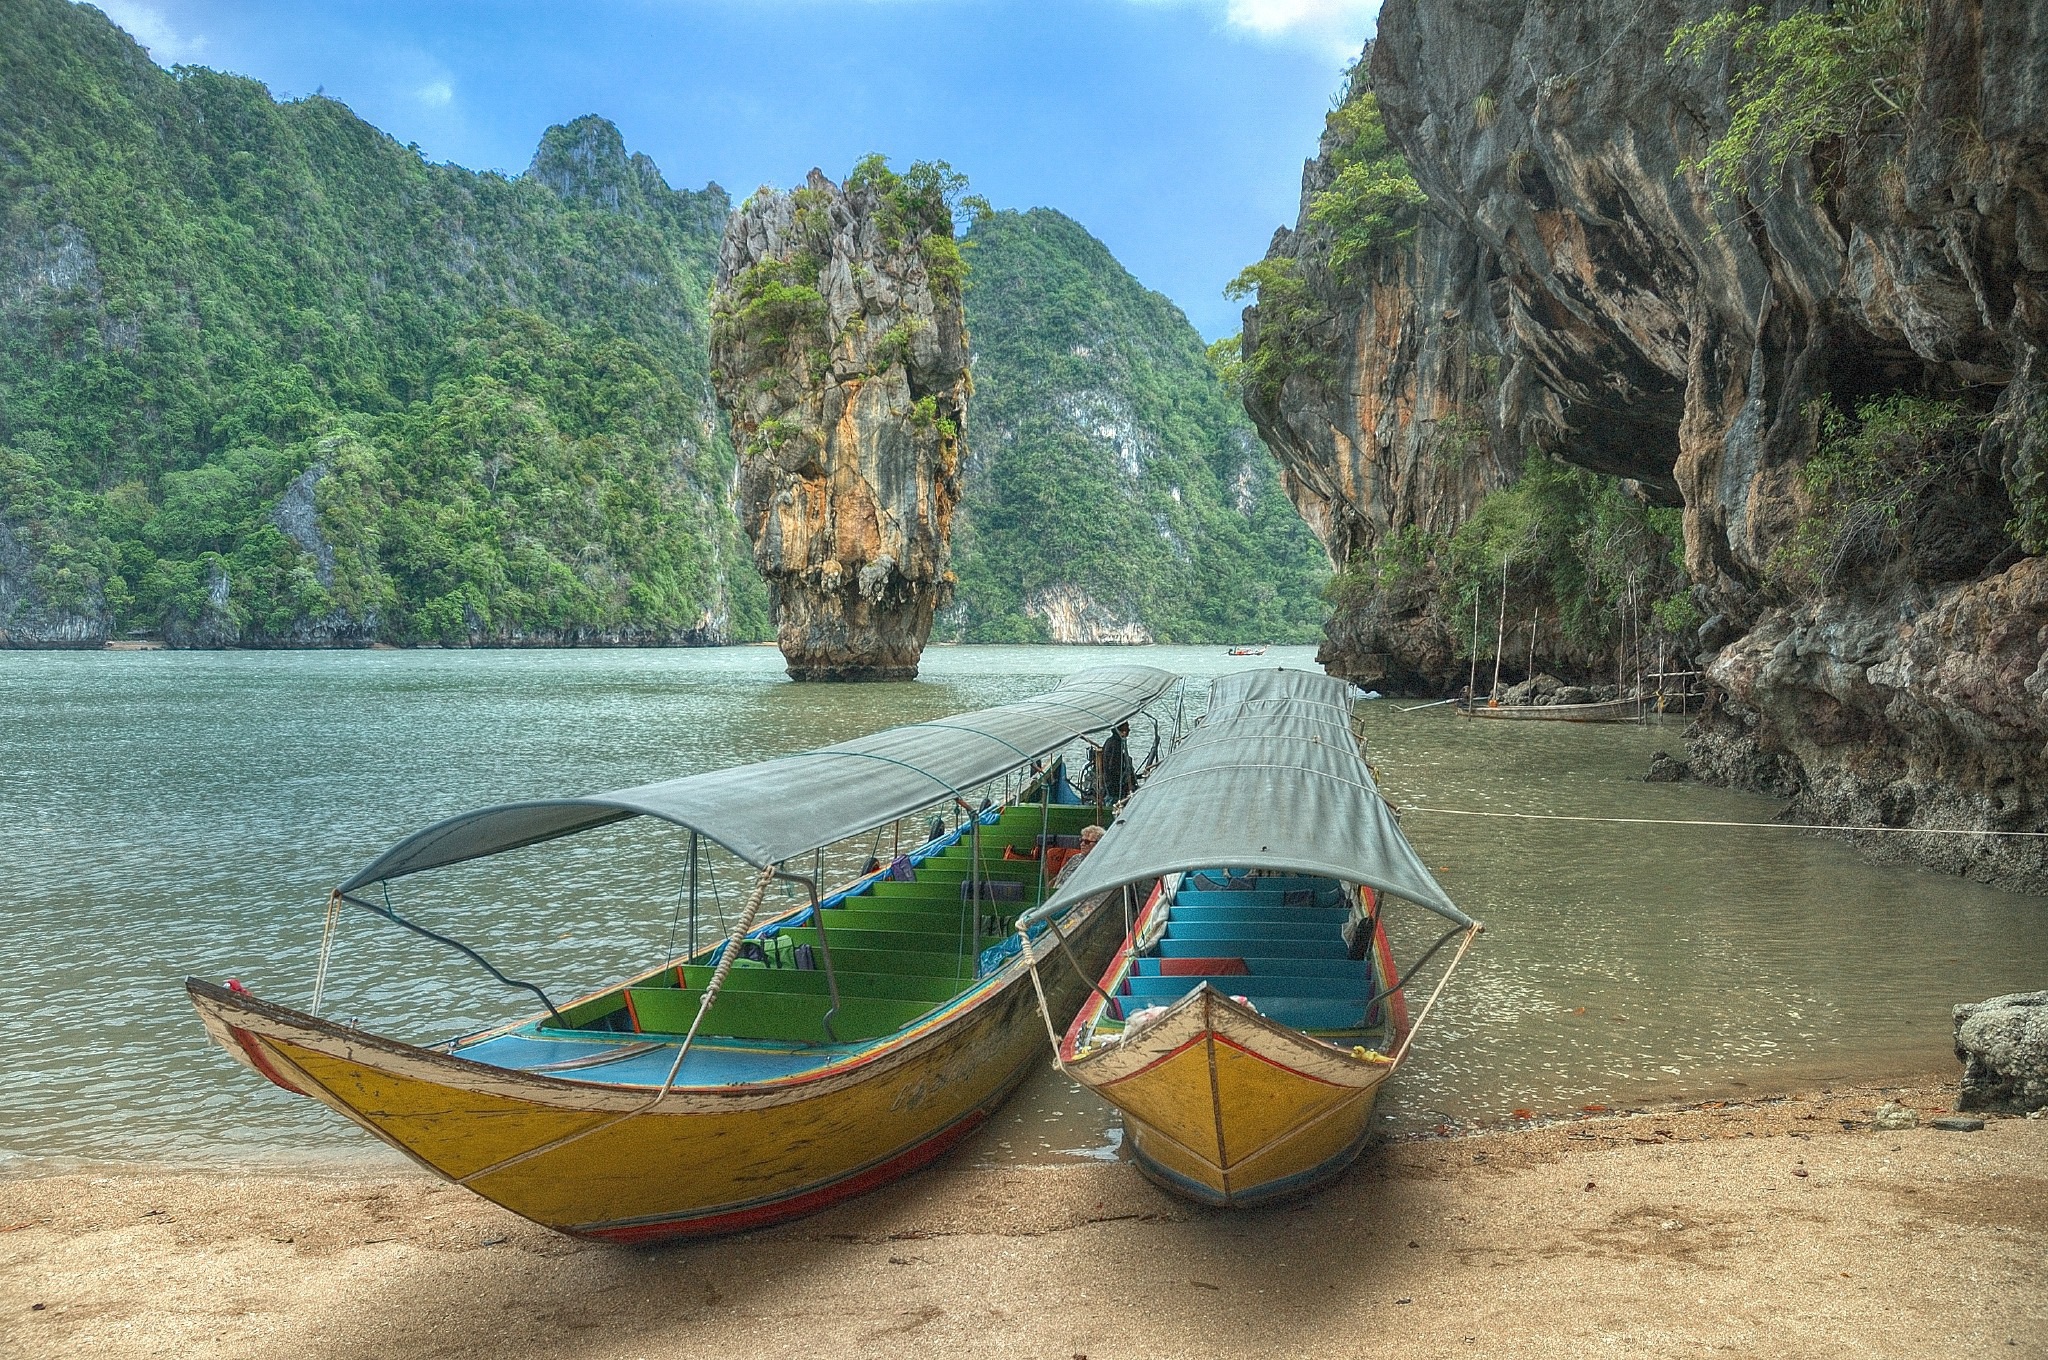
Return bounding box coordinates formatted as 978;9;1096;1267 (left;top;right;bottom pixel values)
6;1070;2043;1358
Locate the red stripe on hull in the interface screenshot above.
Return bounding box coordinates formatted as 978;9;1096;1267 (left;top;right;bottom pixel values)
575;1100;995;1244
230;1026;307;1096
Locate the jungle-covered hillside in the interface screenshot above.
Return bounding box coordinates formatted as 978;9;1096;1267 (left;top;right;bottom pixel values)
0;0;1325;647
956;208;1327;644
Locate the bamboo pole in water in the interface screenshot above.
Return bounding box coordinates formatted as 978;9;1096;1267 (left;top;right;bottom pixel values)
1491;558;1508;699
1468;592;1480;708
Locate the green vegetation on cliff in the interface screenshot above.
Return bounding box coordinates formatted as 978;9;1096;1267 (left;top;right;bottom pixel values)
1668;0;1922;201
1327;458;1690;670
954;209;1328;643
1767;395;1999;598
1304;86;1428;284
0;0;765;643
1227;67;1425;410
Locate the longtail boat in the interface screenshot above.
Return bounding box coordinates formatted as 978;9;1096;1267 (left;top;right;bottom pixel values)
1457;695;1643;723
1017;668;1480;1207
188;666;1175;1241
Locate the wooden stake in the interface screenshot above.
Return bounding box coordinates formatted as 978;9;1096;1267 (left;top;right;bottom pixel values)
1490;557;1507;699
1467;591;1480;710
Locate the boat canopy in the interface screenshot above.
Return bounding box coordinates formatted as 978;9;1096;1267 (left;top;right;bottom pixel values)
1024;668;1472;927
338;665;1178;892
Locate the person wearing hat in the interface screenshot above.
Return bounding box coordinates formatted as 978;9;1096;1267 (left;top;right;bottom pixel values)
1098;721;1135;802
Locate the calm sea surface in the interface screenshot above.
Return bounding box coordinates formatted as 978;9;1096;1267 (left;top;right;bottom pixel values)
3;644;2044;1168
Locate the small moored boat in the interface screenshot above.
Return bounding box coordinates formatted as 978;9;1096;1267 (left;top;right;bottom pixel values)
1016;668;1480;1207
188;666;1175;1241
1457;694;1643;723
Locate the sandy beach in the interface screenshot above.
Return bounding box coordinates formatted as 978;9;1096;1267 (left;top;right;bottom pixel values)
4;1072;2042;1359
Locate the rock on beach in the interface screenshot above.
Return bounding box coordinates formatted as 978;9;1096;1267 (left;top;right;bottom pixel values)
1955;990;2048;1114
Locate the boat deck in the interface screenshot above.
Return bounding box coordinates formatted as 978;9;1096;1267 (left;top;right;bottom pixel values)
1093;872;1388;1038
445;799;1109;1084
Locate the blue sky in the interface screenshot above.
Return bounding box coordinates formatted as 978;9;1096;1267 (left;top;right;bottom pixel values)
92;0;1380;339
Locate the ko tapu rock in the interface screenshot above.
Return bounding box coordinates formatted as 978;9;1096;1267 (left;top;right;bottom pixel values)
710;162;971;680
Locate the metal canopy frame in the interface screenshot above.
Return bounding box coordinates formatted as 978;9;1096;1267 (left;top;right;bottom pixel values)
1022;668;1473;927
338;665;1179;893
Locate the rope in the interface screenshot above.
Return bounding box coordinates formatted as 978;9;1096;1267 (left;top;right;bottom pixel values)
1041;909;1122;1017
340;888;564;1024
1405;806;2048;838
1017;925;1064;1060
311;890;343;1016
666;864;779;1079
454;862;779;1190
1390;924;1481;1071
1363;922;1464;1020
664;854;688;960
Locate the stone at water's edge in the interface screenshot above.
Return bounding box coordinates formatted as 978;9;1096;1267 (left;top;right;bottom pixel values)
1644;751;1689;784
1954;991;2048;1115
710;169;969;681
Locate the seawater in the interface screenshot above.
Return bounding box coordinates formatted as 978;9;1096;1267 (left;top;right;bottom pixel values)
2;644;2043;1168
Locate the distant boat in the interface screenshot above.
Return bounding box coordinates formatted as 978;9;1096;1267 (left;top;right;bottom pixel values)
188;667;1176;1241
1457;695;1643;723
1226;645;1268;656
1016;669;1480;1207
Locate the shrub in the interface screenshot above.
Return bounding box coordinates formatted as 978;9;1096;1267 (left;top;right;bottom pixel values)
1227;74;1424;412
1768;395;1987;597
1668;0;1921;201
1327;459;1690;660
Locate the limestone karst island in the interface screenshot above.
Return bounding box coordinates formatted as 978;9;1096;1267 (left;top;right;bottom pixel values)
2;1;2044;1356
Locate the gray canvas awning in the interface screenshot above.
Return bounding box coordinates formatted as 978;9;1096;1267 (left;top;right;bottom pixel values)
1024;668;1472;925
339;665;1178;892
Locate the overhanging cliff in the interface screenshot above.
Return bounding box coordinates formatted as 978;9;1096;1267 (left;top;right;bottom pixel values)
1244;0;2048;889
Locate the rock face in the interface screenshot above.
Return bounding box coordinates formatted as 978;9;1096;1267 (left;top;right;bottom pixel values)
1954;991;2048;1114
1245;2;2048;886
1024;585;1152;645
1240;78;1514;687
1243;147;1512;577
711;169;969;680
0;519;109;647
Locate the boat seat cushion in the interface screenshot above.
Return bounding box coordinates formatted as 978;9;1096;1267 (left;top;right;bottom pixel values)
1157;957;1249;976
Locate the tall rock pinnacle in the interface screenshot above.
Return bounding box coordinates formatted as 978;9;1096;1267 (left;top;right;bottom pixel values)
710;163;971;680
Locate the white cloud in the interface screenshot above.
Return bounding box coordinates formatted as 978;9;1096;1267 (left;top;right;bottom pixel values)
1136;0;1379;58
1221;0;1376;40
89;0;207;64
415;80;455;107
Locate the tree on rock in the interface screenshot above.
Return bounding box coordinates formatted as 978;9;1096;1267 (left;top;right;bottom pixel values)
710;158;977;680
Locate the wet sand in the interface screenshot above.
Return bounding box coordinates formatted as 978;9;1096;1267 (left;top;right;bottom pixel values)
4;1073;2043;1359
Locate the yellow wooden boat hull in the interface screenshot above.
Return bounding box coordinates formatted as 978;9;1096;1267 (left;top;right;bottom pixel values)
1065;984;1392;1207
187;894;1118;1241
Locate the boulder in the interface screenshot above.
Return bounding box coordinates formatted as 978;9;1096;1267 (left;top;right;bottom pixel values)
1953;990;2048;1114
1645;751;1690;783
1502;673;1563;706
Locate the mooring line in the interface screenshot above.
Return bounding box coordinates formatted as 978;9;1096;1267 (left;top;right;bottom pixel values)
1404;807;2048;838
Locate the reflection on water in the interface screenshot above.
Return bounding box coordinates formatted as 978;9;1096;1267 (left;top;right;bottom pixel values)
2;644;2043;1167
